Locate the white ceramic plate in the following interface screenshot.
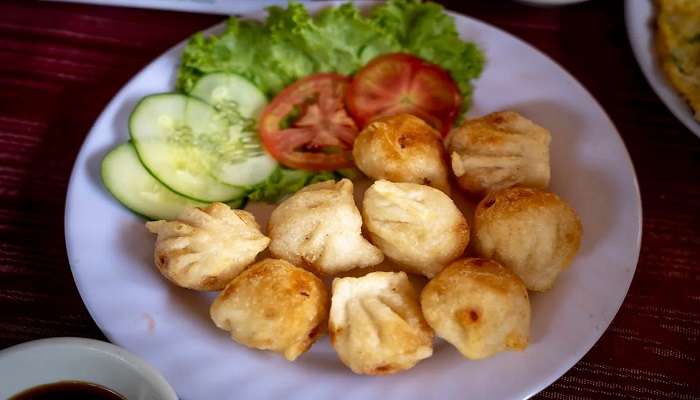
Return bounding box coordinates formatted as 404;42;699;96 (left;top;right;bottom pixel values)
625;0;700;138
65;2;642;399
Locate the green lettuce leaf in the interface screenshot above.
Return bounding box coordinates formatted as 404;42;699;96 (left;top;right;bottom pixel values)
266;3;400;75
177;0;484;103
246;167;339;203
177;0;485;203
370;0;485;110
178;18;315;96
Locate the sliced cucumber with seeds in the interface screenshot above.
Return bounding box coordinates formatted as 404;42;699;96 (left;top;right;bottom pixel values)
129;93;247;202
101;142;209;220
190;72;268;119
128;73;277;205
215;153;278;187
190;73;278;187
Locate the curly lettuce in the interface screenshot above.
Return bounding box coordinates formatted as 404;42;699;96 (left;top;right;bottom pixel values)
246;167;338;203
178;0;484;102
370;0;485;105
177;0;485;202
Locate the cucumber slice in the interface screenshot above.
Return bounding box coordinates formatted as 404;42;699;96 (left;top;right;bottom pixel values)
190;72;268;119
129;93;247;202
101;142;209;220
190;73;278;187
215;152;279;187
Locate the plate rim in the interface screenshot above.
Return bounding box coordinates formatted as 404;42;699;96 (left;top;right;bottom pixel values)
64;3;643;399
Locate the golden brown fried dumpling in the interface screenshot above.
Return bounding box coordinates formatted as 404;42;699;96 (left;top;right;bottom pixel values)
447;111;551;195
362;180;469;277
329;271;433;375
210;258;329;361
421;258;530;360
473;187;582;291
145;202;269;291
352;114;450;193
268;179;383;275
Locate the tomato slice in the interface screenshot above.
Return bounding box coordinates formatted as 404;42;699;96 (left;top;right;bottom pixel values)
259;73;358;171
346;53;462;136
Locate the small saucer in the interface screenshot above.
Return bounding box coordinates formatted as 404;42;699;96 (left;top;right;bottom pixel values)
0;337;177;399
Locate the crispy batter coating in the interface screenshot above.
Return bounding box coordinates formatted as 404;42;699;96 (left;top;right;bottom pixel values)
362;180;469;277
268;179;383;275
420;258;530;360
329;271;433;375
210;258;329;361
447;111;551;195
473;187;582;291
145;202;269;291
352;114;450;194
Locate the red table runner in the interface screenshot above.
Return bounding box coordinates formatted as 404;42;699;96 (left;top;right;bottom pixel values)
0;0;698;398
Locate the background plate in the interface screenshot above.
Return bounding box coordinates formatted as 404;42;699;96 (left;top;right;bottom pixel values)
625;0;700;139
65;2;642;399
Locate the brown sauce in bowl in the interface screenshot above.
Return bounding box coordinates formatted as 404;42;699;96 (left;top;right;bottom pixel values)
9;381;126;400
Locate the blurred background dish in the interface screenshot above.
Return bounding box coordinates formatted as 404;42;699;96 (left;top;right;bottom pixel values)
626;0;700;138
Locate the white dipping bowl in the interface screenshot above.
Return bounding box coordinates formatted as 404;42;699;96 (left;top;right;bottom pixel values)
0;337;177;400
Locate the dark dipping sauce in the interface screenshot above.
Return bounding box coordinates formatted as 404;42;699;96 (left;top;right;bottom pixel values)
9;381;126;400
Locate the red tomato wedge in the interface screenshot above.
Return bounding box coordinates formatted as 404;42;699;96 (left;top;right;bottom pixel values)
346;53;462;136
260;73;358;171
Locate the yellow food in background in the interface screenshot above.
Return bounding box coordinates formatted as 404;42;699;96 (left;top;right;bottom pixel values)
657;0;700;121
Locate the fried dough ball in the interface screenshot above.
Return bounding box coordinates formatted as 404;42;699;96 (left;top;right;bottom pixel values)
473;187;582;291
268;179;383;275
352;114;450;193
210;258;329;361
447;111;551;195
145;202;269;291
362;180;469;277
420;258;530;360
329;271;433;375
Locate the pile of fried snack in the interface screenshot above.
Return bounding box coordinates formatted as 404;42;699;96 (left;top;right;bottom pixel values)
145;112;582;375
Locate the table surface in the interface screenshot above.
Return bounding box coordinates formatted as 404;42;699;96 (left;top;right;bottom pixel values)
0;0;698;398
